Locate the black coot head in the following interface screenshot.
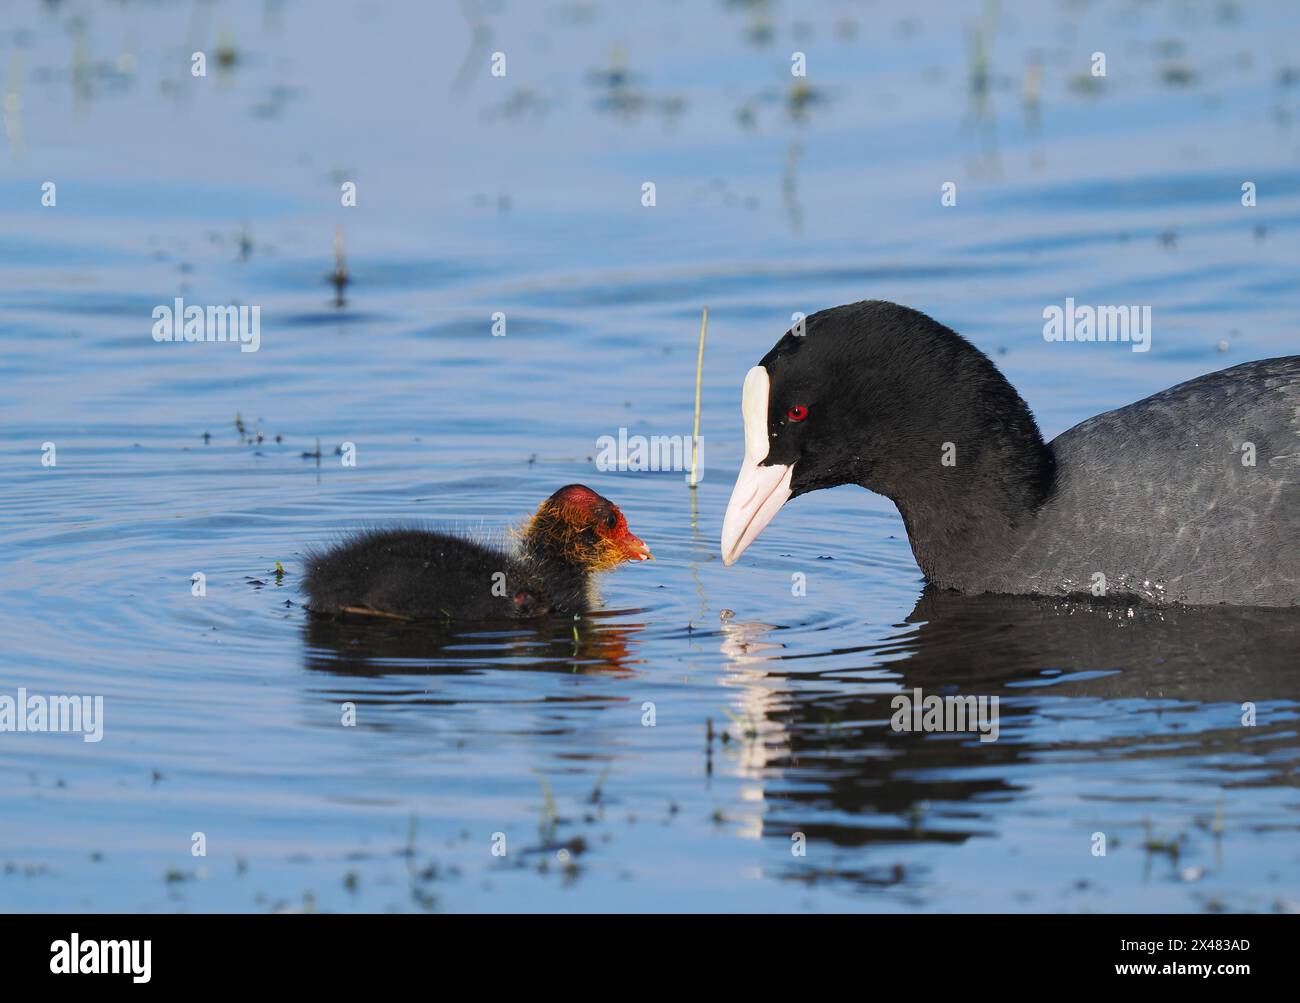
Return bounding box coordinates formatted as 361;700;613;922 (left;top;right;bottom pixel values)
720;300;1052;566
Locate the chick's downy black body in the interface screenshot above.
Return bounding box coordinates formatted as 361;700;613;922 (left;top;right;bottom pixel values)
304;529;561;620
303;485;651;622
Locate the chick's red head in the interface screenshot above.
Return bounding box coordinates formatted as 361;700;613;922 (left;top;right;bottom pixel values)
528;484;653;571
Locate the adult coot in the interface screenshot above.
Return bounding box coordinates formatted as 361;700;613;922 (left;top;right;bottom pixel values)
720;300;1299;607
306;484;651;621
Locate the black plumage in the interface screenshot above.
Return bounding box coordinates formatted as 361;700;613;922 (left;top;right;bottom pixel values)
722;300;1299;607
303;485;651;622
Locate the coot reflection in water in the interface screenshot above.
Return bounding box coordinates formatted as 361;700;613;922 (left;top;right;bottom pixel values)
713;589;1300;894
301;587;1298;899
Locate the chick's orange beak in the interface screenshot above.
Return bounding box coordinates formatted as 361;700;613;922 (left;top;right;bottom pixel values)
618;529;653;562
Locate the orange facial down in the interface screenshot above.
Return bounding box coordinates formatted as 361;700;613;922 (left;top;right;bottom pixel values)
524;484;653;572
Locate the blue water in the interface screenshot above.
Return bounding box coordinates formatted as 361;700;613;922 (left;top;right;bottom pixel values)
1;0;1298;913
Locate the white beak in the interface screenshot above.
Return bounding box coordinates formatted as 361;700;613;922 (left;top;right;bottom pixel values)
720;366;794;566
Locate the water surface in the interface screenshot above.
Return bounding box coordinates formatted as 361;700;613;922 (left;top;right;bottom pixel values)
1;0;1298;912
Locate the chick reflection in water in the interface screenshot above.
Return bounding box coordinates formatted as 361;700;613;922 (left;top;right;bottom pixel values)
302;613;644;678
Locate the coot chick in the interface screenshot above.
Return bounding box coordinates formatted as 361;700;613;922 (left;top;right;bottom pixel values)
721;300;1299;607
305;485;652;621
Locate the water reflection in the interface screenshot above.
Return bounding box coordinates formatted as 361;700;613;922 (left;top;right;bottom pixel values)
894;589;1300;700
715;588;1300;883
302;610;646;678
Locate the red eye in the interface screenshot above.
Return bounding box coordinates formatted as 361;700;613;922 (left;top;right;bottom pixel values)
787;405;808;422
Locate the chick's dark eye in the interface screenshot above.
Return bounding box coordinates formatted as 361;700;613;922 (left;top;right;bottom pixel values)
604;511;619;529
786;405;808;422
